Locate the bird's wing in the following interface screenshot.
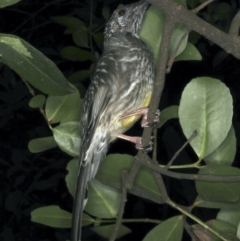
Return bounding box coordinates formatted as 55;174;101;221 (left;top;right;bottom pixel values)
71;77;112;241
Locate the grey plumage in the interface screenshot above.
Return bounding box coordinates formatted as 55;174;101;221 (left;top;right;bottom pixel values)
71;1;154;241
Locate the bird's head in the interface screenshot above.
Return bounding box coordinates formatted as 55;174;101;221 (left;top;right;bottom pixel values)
104;0;149;38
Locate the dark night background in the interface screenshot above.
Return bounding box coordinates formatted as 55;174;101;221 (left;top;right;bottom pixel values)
0;0;240;240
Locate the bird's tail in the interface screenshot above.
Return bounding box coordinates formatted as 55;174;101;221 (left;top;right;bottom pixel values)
71;130;109;241
71;163;90;241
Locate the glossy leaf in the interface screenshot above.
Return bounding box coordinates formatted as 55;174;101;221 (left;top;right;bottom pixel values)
175;42;202;61
0;34;75;95
96;154;163;204
65;158;78;197
68;69;94;83
143;215;183;241
31;205;71;228
45;84;80;124
237;223;240;240
206;219;237;241
217;208;240;228
29;95;46;108
192;220;237;241
61;46;96;62
85;179;121;218
73;29;89;48
60;98;83;124
82;213;95;227
53;121;80;157
0;0;21;8
179;77;233;159
66;159;121;218
140;0;187;65
157;105;179;129
204;126;236;166
196;165;240;202
91;224;131;239
194;195;240;209
93;32;104;49
28;136;57;153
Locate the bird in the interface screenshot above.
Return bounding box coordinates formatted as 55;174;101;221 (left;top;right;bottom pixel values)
71;1;155;240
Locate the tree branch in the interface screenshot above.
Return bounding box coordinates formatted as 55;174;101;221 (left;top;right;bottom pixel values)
147;0;240;59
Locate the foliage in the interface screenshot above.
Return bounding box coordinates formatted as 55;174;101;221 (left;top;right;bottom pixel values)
0;0;240;241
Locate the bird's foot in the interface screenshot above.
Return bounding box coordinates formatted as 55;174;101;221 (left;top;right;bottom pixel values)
117;134;153;152
120;108;160;128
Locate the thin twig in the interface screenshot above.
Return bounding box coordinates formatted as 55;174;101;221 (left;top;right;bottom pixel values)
192;0;215;14
166;199;229;241
13;0;68;34
89;0;94;54
166;131;197;169
109;171;128;241
22;78;35;96
166;30;189;73
167;0;215;72
184;217;199;241
139;155;240;182
109;160;141;241
21;79;50;125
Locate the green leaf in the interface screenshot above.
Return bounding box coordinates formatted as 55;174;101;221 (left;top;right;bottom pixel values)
31;206;72;228
196;165;240;202
194;195;240;209
85;179;121;219
192;220;238;241
52;16;87;32
0;0;21;8
188;31;201;45
82;213;95;227
175;42;202;61
93;32;104;49
179;77;233;158
143;215;183;241
140;3;188;65
29;95;46;108
237;223;240;240
91;224;131;239
72;29;89;48
45;84;80;124
28;136;57;153
217;208;240;228
157;105;179;128
68;68;94;83
0;34;75;95
61;46;96;62
53;121;80;157
204;126;236;166
96;154;163;204
208;219;237;241
102;6;110;20
65;158;78;197
60;98;83;124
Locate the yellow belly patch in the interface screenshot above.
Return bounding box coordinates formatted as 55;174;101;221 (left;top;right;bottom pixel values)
120;92;152;129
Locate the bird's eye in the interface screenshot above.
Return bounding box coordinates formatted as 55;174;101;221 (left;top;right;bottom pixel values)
118;9;126;16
